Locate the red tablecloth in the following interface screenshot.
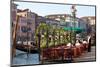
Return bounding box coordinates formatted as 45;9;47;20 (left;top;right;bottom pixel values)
42;44;86;60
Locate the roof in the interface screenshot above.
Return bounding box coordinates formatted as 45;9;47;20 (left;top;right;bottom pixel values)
17;9;29;13
12;3;18;6
81;16;95;19
45;14;79;19
45;14;71;17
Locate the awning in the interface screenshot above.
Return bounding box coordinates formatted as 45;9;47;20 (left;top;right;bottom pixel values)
63;27;83;33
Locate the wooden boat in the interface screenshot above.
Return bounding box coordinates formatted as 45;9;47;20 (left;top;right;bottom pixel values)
16;44;39;54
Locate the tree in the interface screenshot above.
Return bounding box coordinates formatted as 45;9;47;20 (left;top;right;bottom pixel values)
35;22;49;48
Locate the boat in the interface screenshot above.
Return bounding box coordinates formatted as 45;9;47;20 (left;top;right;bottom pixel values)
16;44;39;53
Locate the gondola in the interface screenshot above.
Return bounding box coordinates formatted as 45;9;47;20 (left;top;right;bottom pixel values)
16;44;39;54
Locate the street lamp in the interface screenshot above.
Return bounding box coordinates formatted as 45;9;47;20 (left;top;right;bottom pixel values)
71;5;77;44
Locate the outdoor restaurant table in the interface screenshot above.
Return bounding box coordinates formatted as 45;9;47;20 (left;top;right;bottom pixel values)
82;41;88;51
42;43;87;61
71;47;77;57
43;48;51;59
63;47;73;60
75;43;84;56
42;44;85;60
52;46;73;60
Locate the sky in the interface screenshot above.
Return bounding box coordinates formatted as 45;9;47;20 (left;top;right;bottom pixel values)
13;1;95;18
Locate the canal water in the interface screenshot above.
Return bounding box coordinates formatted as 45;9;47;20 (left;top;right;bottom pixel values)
12;49;40;65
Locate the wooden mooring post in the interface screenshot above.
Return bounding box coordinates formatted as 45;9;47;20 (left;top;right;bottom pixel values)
12;16;20;58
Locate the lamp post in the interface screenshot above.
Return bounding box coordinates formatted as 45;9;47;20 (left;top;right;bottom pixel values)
70;15;72;43
71;5;77;44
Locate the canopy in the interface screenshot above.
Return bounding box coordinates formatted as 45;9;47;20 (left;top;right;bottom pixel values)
63;27;83;33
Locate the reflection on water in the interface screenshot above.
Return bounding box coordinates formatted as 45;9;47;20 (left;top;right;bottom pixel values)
12;50;40;65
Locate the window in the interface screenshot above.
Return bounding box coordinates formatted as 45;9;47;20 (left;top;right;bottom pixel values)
27;19;32;24
28;27;31;31
24;14;26;17
27;22;32;25
20;18;26;23
21;26;27;33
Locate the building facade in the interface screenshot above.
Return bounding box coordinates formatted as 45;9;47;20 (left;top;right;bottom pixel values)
11;3;17;23
14;9;37;41
81;16;96;35
81;16;96;45
81;16;96;25
45;14;87;30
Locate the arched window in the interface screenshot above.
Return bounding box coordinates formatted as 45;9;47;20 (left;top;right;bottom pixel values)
21;26;27;33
